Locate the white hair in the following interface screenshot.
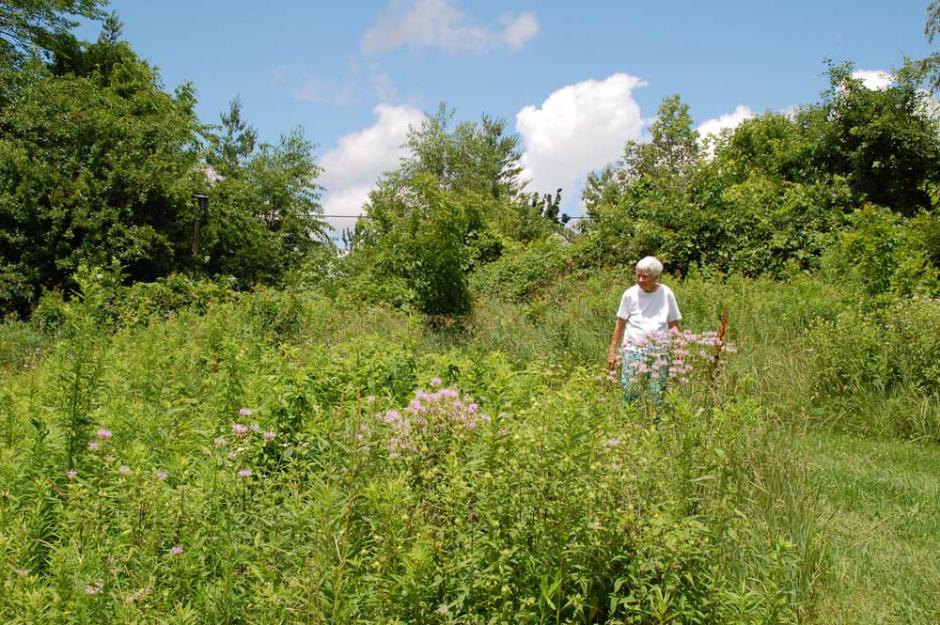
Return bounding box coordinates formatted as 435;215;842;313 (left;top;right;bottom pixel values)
635;256;664;278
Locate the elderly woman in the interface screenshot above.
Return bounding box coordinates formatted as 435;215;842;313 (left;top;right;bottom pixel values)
607;256;682;401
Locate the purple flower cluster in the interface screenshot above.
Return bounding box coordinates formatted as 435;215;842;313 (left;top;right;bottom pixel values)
225;408;277;447
379;385;490;458
85;427;114;452
625;330;738;385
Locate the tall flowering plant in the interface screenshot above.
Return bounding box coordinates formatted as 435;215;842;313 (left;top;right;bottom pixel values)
615;310;736;399
374;378;491;466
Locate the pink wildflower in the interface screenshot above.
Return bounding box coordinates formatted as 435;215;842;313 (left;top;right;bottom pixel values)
67;469;78;480
239;408;253;418
96;429;112;440
169;545;183;556
118;465;131;476
263;430;276;442
231;423;249;437
213;437;226;447
84;581;103;595
430;377;443;387
156;470;168;481
237;468;252;479
87;440;100;451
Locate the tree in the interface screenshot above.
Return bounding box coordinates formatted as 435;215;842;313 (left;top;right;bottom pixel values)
207;97;258;177
923;0;940;92
397;103;525;201
0;38;203;315
202;127;326;286
810;62;940;216
0;0;105;67
578;95;707;271
351;104;532;314
620;95;700;187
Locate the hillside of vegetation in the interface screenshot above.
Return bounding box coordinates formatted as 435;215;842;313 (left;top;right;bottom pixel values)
1;263;938;624
2;2;940;623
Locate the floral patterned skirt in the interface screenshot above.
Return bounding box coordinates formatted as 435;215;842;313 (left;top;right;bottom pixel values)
620;344;670;402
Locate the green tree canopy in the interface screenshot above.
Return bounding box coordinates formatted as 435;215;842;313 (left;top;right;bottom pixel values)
0;38;202;314
351;104;540;315
0;22;327;314
0;0;105;67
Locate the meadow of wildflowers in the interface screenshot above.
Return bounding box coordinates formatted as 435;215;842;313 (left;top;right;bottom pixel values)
3;268;937;623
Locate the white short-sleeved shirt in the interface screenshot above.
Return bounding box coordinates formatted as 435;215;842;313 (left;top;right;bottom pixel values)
616;284;682;348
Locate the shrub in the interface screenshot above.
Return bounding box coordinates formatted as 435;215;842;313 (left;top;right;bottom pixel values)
822;204;940;298
810;295;940;396
470;237;572;301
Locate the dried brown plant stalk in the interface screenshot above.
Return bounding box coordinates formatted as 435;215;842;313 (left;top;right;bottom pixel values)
709;307;729;380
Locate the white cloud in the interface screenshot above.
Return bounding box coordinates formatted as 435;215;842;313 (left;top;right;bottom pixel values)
321;186;374;233
697;105;754;141
516;73;647;199
362;0;538;54
293;76;355;106
852;69;894;90
320;104;426;231
499;12;539;51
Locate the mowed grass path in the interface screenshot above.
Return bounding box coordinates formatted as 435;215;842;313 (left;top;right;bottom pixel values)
810;432;940;624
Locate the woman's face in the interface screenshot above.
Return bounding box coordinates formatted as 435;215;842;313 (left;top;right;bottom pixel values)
635;268;658;293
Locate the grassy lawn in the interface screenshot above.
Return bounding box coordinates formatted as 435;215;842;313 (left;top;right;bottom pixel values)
810;432;940;624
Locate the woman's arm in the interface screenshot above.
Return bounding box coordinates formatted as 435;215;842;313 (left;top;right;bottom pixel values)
608;318;626;369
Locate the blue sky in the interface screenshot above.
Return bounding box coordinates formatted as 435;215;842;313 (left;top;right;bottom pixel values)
78;1;935;230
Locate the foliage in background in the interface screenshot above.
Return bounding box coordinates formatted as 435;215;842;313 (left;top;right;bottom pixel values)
579;65;940;286
0;15;327;317
351;105;569;315
0;36;202;315
0;0;106;67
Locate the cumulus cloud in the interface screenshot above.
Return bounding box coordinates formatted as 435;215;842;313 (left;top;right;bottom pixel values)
499;12;539;51
319;104;426;232
362;0;538;54
852;69;894;90
516;73;647;199
697;105;754;142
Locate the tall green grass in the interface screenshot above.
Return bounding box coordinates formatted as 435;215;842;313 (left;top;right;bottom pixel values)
0;275;824;624
1;263;937;622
